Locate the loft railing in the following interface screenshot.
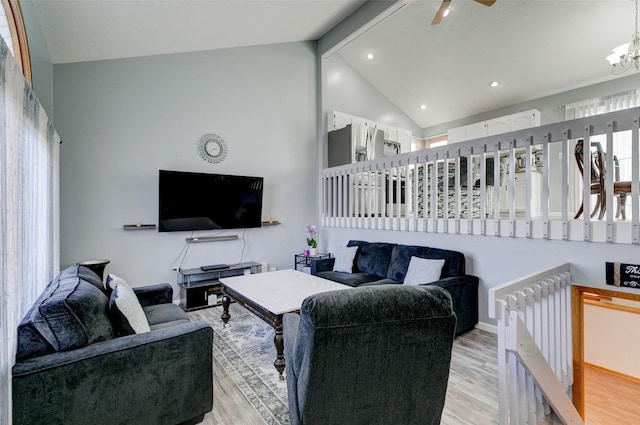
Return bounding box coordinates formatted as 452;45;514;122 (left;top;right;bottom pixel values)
321;107;640;244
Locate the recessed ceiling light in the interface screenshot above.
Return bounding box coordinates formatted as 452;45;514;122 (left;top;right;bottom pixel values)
420;104;427;110
366;53;374;60
490;81;499;87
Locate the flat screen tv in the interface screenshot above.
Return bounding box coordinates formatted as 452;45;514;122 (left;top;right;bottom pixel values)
158;170;264;232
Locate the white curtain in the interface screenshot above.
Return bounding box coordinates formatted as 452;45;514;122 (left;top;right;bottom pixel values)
566;89;639;181
565;89;640;120
0;37;60;423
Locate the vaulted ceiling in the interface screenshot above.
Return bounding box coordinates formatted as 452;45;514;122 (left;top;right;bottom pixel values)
336;0;638;128
30;0;366;63
31;0;639;129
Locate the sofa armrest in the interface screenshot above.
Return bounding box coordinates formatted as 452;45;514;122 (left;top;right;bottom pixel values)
422;275;479;336
310;257;335;275
283;312;301;424
133;283;173;306
283;313;300;372
13;321;213;425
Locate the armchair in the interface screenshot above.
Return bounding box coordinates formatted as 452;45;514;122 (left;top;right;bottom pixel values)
283;285;456;425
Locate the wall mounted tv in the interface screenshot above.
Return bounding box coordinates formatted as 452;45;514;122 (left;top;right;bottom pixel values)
158;170;264;232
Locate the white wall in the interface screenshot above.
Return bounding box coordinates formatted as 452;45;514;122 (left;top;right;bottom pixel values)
53;42;319;295
324;55;421;135
585;302;640;379
421;72;640;138
21;0;53;117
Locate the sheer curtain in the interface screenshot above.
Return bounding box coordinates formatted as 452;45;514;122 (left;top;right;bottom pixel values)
0;37;60;423
566;89;639;181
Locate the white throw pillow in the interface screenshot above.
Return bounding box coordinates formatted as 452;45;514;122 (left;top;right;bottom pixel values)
332;246;359;273
111;283;151;334
403;257;445;286
105;273;131;291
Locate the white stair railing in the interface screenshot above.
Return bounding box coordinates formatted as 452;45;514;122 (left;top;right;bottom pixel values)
488;264;580;425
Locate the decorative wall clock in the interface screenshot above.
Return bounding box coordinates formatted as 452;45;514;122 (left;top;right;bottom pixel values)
197;133;228;164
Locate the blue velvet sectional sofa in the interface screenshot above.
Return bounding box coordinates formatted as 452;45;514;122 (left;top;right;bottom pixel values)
310;240;479;335
12;265;213;425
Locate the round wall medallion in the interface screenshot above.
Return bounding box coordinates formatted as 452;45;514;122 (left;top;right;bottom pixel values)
197;133;228;164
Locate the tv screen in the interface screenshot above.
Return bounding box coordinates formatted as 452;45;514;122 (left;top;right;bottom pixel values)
158;170;264;232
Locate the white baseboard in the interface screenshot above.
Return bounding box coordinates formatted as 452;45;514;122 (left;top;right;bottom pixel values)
475;321;498;334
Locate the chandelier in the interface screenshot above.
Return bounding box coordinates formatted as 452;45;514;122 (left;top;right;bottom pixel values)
607;0;640;75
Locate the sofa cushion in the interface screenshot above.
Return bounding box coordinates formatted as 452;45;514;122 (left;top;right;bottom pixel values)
386;244;465;282
314;271;382;287
403;257;445;286
360;278;400;286
347;240;396;278
143;303;189;327
62;264;107;293
109;284;151;335
15;266;115;362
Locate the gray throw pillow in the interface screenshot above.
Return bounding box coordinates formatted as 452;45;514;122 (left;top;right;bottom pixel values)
333;246;359;273
403;256;445;286
109;283;151;335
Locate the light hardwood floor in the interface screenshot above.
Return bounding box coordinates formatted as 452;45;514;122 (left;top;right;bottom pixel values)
584;363;640;425
191;306;499;425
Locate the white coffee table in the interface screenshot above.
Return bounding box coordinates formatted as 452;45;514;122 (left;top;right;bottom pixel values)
219;269;350;378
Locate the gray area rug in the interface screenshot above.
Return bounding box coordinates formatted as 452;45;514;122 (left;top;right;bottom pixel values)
204;303;290;425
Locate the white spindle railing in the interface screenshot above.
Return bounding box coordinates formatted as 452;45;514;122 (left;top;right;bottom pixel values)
488;264;580;425
322;107;640;244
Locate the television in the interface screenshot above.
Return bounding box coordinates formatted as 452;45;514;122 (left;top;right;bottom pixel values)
158;170;264;232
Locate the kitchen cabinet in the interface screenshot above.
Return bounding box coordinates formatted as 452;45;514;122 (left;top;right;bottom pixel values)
447;109;541;144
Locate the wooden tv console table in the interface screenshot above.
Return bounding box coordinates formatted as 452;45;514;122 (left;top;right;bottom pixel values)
177;262;261;311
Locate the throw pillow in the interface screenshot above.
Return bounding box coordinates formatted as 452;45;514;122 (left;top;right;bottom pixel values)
109;283;151;335
403;257;445;286
105;273;131;292
332;246;359;273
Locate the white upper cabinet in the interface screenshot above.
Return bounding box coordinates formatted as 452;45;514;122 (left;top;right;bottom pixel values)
466;121;490;140
447;109;541;144
397;129;412;154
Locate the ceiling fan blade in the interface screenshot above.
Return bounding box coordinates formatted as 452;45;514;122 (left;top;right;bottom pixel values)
474;0;496;6
431;0;452;25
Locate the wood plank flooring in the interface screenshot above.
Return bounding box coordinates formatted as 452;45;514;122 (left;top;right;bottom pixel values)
190;306;499;425
584;363;640;425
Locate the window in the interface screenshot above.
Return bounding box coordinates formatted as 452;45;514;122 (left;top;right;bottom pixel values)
426;134;448;148
0;0;31;84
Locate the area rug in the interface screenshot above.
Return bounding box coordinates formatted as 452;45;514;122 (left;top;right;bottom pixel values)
203;303;290;425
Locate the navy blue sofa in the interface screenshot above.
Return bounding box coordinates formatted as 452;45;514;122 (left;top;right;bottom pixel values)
12;265;213;425
310;240;479;335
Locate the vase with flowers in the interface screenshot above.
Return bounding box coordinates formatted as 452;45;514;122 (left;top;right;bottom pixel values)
305;225;318;255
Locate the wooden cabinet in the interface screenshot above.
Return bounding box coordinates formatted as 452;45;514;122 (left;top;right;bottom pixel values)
177;262;261;311
397;129;413;154
447;109;541;144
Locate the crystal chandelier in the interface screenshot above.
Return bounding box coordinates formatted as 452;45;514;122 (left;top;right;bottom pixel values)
607;0;640;75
